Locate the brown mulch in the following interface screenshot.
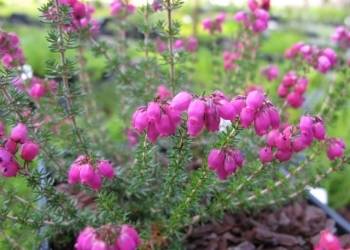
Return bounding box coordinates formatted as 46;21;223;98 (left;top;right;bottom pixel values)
54;184;350;250
185;202;350;250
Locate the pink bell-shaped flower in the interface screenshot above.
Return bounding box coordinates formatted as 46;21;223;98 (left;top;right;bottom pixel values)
20;141;40;161
97;160;115;179
10;123;28;143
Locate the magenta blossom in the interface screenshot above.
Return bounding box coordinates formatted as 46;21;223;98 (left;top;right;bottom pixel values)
0;32;25;69
327;138;346;161
332;26;350;49
68;155;115;190
261;65;279;81
110;0;136;18
285;42;337;74
277;72;308;108
314;230;342;250
234;1;270;33
202;12;226;34
208;148;244;180
75;224;140;250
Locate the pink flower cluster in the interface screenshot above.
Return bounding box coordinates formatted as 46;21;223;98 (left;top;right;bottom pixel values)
234;0;270;33
68;155;115;191
238;90;280;135
0;122;40;177
156;37;198;54
110;0;136;18
261;65;279;81
327;138;346;161
202;12;226;34
152;0;163;12
13;77;58;101
131;97;182;143
75;224;140;250
285;42;337;74
259;116;345;163
48;0;100;36
248;0;271;11
223;51;240;71
208;148;244;180
332;26;350;49
277;71;308;108
132;89;280;141
314;230;342;250
174;37;199;53
0;31;25;69
156;84;172;100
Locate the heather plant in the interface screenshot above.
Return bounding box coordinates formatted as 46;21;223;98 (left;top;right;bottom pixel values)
0;0;349;249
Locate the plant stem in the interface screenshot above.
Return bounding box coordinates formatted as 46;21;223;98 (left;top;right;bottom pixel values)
166;0;176;92
233;153;318;207
54;0;89;156
262;157;348;207
144;0;150;60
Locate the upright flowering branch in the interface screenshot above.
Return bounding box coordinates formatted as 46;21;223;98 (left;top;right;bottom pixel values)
165;0;176;92
144;0;150;60
51;0;89;156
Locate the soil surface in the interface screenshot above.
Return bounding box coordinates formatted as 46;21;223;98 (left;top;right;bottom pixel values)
185;201;350;250
54;184;350;249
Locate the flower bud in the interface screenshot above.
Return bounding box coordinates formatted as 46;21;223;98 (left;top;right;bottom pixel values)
120;225;141;246
88;172;102;191
132;108;148;132
218;99;236;120
240;106;255;128
29;83;46;101
266;129;279;147
187;99;206;137
293;136;307;152
315;230;341;250
223;153;237;173
299;115;313;133
275;150;293;162
267;107;280;129
1;160;20;177
246;90;265;110
317;55;332;73
312;120;326;140
254;110;271;136
0;149;12;165
327;138;346;160
231;96;246;115
80;164;95;184
259;147;273;163
68;164;81;184
170;91;192;112
286;91;304;108
156;85;172;100
10;123;28;143
146;122;159;143
97;160;115;179
20;141;40;161
147;102;161;122
5;139;18;154
208;149;225;170
205;105;220;132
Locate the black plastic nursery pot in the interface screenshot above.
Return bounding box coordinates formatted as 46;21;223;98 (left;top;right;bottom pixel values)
307;192;350;234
